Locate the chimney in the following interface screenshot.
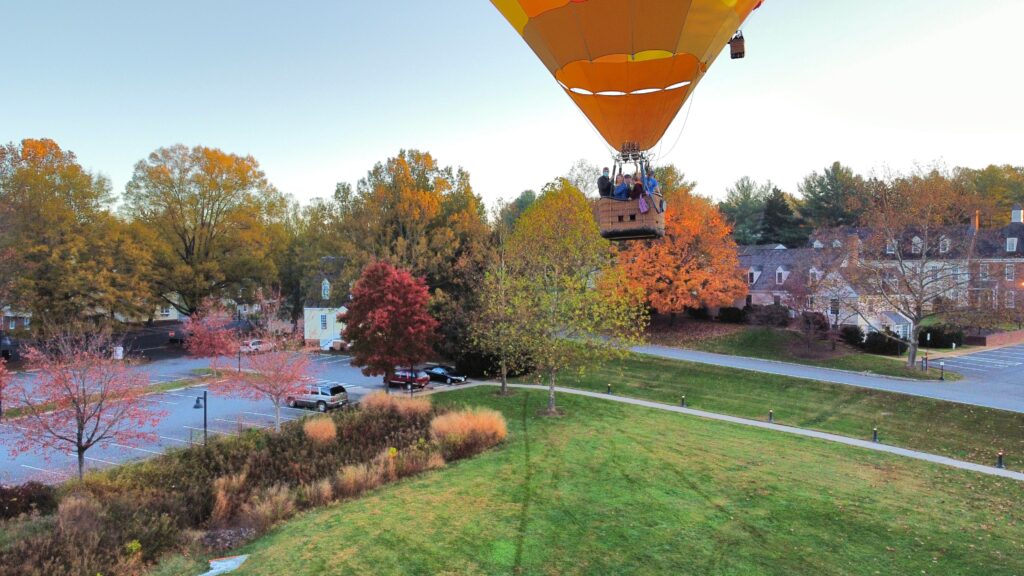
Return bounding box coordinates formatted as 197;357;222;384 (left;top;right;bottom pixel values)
1013;204;1023;225
846;234;860;267
971;210;981;236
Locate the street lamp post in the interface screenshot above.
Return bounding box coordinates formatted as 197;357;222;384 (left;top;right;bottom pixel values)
940;361;945;381
193;390;208;445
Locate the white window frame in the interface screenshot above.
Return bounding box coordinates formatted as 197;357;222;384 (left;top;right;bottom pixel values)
911;237;923;254
980;264;990;281
8;319;14;330
939;238;950;254
885;241;896;255
776;271;784;285
1008;238;1019;253
832;240;842;249
1006;264;1016;282
23;317;29;328
748;271;755;285
320;314;328;330
1007;290;1016;309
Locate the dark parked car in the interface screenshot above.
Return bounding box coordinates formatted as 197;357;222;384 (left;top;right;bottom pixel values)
385;369;430;389
424;365;467;384
0;335;19;361
286;384;349;412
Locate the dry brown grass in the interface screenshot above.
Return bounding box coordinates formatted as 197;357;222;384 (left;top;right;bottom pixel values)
303;416;337;445
430;408;508;460
298;479;334;508
360;391;432;418
211;472;248;526
334;464;383;499
241;485;295;534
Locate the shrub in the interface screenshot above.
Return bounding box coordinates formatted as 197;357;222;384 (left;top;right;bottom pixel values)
686;307;711;320
863;331;908;356
750;305;790;327
717;307;747;324
240;485;295;534
297;478;334;509
211;472;249;527
334;463;382;499
840;325;866;347
360;391;432;418
303;416;337;445
394;442;445;478
0;481;57;519
919;325;964;349
430;408;508;460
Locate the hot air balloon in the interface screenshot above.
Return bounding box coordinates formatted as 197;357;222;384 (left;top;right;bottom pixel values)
492;0;764;240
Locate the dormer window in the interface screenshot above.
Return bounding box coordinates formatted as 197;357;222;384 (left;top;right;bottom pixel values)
939;237;950;254
885;241;896;255
748;271;756;284
911;237;923;254
1008;238;1018;253
831;240;842;249
776;271;785;285
321;278;331;300
812;240;824;249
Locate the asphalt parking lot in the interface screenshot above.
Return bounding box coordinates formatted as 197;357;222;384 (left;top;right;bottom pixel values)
0;351;447;485
938;344;1024;375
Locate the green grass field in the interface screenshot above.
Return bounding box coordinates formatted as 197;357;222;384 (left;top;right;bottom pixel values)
169;388;1024;576
545;354;1022;469
683;327;956;380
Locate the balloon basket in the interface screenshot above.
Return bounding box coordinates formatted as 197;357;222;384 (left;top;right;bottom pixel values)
597;196;666;241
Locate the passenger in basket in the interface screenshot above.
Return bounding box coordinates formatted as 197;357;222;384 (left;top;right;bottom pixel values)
644;172;660;195
614;174;630;200
629;173;645;200
597;167;613;197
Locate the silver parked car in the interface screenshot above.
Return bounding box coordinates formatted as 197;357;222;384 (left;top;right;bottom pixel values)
286;384;349;412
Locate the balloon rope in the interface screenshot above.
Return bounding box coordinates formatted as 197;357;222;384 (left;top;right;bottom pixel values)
660;88;697;160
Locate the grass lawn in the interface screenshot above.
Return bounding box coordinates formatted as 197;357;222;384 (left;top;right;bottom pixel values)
170;388;1024;576
545;354;1022;469
680;326;958;381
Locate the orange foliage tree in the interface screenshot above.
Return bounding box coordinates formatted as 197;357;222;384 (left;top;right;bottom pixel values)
618;192;746;320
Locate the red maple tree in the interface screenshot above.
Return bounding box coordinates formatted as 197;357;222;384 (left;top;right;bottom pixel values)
341;261;438;380
216;346;313;431
0;359;9;420
5;333;164;479
184;300;243;373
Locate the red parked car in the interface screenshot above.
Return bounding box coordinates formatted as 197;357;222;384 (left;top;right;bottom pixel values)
385;369;430;389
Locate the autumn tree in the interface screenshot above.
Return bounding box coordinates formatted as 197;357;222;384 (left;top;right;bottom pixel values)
124;144;289;315
219;346;313;431
799;161;867;228
183;301;243;367
842;170;985;367
276;198;344;327
330;150;491;363
619;191;746;323
565;159;601;196
651;164;697;205
341;261;438;381
469;204;539;395
0;359;8;420
497;189;537;230
956;164;1024;224
5;332;164;479
509;180;647;414
0;139;157;328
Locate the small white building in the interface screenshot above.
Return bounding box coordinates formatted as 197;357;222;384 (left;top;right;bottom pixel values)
303;307;346;349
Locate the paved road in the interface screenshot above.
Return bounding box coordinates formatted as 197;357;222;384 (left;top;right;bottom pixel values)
440;383;1022;481
633;344;1024;414
0;351;438;485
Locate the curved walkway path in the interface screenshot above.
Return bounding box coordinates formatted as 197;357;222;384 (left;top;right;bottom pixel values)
633;344;1024;414
430;382;1024;482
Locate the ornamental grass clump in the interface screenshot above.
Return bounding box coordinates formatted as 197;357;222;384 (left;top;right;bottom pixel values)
240;484;295;534
360;391;432;418
303;416;337;445
430;408;508;460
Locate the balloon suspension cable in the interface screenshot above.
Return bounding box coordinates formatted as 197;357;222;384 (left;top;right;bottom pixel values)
659;88;698;161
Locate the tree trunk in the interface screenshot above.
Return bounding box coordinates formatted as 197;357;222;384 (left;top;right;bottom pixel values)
274;401;281;432
906;342;918;369
546;370;557;414
669;312;677;327
77;447;85;481
499;358;508;396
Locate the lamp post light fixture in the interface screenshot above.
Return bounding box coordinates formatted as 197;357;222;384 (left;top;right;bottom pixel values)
193;390;208;445
940;361;945;381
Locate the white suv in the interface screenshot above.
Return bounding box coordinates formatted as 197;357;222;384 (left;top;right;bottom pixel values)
287;384;349;412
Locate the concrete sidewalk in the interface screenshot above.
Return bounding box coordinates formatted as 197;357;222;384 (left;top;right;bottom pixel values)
430;382;1023;482
632;344;1024;414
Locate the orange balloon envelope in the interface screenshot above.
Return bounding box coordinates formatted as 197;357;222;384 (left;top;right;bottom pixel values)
492;0;763;151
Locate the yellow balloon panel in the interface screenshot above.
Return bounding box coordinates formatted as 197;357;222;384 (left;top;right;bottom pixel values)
493;0;762;151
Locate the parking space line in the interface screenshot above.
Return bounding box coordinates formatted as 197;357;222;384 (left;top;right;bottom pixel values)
20;464;66;477
183;425;236;436
112;443;162;455
159;435;189;444
214;418;270;429
84;455;118;465
243;411;296;421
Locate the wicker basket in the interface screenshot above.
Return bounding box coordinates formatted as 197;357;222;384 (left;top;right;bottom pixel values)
597;196;666;241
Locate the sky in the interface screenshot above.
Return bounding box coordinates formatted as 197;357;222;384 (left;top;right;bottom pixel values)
3;0;1022;209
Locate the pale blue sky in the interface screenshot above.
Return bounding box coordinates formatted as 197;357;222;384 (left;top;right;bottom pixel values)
3;1;1022;207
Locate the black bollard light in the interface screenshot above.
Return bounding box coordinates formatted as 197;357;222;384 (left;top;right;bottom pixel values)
768;409;774;424
607;383;612;395
872;427;879;443
997;451;1005;469
680;395;686;408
